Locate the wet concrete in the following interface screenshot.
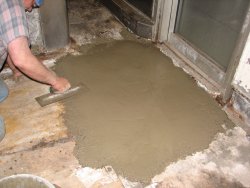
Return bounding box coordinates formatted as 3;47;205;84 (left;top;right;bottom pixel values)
55;40;234;184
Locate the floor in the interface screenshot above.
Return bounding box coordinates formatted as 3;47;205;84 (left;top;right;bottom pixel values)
0;0;250;187
55;40;233;184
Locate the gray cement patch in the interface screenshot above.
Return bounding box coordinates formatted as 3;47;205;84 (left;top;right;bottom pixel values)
55;40;234;184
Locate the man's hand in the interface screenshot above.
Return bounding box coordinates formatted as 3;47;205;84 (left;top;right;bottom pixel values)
51;77;71;93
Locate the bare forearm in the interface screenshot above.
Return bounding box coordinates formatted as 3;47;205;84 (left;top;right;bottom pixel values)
15;52;57;85
7;56;16;71
8;37;70;91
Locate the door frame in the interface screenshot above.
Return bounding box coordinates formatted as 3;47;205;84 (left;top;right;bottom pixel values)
157;0;250;102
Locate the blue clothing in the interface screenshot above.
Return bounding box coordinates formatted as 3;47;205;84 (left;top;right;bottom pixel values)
0;116;4;142
0;77;8;102
0;77;7;142
35;0;44;6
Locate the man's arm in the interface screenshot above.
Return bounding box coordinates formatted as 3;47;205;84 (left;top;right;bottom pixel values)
8;36;70;92
7;55;22;79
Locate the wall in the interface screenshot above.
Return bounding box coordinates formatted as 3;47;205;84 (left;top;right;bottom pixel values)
26;9;43;47
233;33;250;95
231;33;250;126
39;0;69;50
26;0;69;50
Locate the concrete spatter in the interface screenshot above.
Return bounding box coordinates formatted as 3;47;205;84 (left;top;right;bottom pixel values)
55;40;234;184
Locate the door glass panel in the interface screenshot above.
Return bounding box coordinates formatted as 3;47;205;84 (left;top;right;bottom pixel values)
126;0;153;17
175;0;250;71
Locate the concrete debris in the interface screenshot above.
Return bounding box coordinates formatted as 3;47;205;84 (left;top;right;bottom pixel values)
151;127;250;188
76;166;144;188
76;166;124;188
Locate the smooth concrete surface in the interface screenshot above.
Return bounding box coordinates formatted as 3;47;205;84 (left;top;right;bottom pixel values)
55;40;234;184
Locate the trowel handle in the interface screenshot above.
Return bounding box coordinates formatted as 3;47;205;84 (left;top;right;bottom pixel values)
49;87;57;94
49;83;85;94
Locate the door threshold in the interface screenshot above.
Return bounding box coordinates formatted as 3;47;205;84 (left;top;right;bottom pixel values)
101;0;154;39
158;43;222;98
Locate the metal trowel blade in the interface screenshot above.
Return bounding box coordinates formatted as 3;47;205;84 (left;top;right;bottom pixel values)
35;83;85;107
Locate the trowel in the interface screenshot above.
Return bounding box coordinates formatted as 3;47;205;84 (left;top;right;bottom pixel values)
35;83;85;107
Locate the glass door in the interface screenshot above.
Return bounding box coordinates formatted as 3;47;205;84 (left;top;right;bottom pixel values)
163;0;250;90
175;0;250;71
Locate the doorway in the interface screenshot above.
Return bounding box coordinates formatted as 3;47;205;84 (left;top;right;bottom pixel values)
159;0;250;99
101;0;158;39
126;0;154;18
175;0;249;71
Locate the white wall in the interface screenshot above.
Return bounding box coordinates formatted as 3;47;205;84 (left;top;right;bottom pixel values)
230;32;250;126
233;33;250;98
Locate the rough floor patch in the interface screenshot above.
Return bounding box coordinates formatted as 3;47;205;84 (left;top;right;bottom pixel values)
0;67;125;188
0;77;67;155
151;127;250;188
0;141;84;188
76;166;125;188
76;166;147;188
0;72;84;188
68;0;123;46
55;40;234;184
